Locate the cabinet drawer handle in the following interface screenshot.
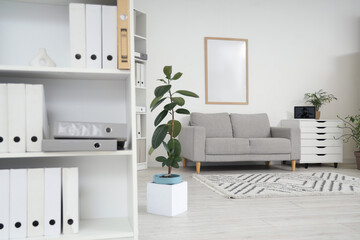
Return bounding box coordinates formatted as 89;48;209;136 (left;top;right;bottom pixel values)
316;133;326;135
317;154;326;156
317;121;326;123
316;139;326;141
317;127;326;129
316;146;326;148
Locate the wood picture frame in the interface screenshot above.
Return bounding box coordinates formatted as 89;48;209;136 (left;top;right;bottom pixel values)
205;37;248;105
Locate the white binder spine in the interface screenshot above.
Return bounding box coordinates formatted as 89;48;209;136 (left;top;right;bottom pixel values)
26;84;45;152
44;168;61;236
27;169;44;237
102;5;117;69
62;168;79;235
69;3;86;68
136;114;142;138
140;63;145;87
0;170;10;239
9;169;27;239
0;84;8;153
7;84;26;153
86;4;102;69
135;63;141;86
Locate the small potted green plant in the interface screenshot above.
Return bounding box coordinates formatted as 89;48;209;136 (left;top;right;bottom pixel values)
337;112;360;170
304;89;337;119
149;66;199;184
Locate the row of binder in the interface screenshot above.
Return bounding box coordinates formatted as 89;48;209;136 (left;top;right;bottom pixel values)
135;62;146;87
0;84;48;153
70;3;118;69
0;168;79;239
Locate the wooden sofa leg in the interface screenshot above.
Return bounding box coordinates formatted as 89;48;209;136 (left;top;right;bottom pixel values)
291;160;296;171
196;162;201;174
266;161;271;168
183;158;187;167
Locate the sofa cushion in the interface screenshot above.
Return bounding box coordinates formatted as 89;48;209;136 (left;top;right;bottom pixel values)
249;138;291;154
206;138;250;155
230;113;271;138
190;112;232;138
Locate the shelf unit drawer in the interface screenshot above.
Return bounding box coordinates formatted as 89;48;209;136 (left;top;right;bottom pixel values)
301;132;342;139
300;120;342;128
300;154;343;163
301;139;342;147
301;146;342;154
301;127;342;133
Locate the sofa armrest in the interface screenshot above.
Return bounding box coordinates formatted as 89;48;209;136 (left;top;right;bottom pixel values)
271;127;300;160
178;126;206;162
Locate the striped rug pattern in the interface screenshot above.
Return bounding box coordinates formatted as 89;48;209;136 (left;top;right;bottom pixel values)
193;172;360;199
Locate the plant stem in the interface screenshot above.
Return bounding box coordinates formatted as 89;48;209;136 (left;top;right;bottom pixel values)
167;78;174;175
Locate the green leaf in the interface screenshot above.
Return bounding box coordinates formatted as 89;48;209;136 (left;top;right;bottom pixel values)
175;156;183;162
150;96;161;109
164;102;177;111
152;124;169;149
154;110;168;126
171;161;180;168
171;72;183;80
162;162;166;167
172;97;185;106
163;66;172;79
154;85;171;98
176;108;190;115
148;147;154;155
151;97;166;112
155;156;166;162
162;141;170;154
167;120;182;137
168;139;181;157
175;90;199;98
157;79;167;84
165;157;172;167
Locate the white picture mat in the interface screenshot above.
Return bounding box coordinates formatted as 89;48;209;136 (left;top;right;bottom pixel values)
206;38;248;104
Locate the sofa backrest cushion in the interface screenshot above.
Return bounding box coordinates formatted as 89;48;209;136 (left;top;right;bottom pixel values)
190;112;232;138
230;113;271;138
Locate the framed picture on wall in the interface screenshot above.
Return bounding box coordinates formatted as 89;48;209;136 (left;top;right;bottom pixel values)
205;37;248;105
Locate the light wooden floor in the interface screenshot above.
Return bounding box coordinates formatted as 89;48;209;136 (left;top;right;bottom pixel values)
137;163;360;240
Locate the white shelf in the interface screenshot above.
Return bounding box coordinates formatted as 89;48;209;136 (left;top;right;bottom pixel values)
134;34;146;41
137;162;147;170
11;0;117;5
0;150;132;159
134;58;147;63
135;86;146;90
136;112;147;115
22;218;133;240
0;65;130;81
136;137;146;140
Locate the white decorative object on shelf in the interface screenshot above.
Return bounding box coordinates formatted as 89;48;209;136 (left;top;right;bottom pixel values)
147;181;188;217
29;48;56;67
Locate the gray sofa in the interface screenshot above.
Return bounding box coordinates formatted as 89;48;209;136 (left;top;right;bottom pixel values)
178;113;300;173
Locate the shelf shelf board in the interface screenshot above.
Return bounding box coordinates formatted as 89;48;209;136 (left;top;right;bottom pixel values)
136;137;146;140
134;58;147;63
0;65;130;81
135;86;146;89
0;150;132;159
20;218;133;240
12;0;117;5
134;34;146;40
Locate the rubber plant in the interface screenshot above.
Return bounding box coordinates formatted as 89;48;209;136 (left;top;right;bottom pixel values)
149;66;199;176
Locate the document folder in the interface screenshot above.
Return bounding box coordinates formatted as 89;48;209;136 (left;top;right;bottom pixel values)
42;139;117;152
9;169;27;239
102;5;117;69
26;84;49;152
117;0;130;69
8;84;26;153
69;3;86;68
140;63;145;87
86;4;102;69
44;168;61;236
0;170;10;239
0;84;8;153
27;169;44;237
135;63;141;86
62;168;79;235
53;121;127;140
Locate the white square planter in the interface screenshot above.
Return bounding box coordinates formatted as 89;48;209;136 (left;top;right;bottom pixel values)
147;181;187;216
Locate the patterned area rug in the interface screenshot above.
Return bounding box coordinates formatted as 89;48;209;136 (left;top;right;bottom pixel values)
193;172;360;199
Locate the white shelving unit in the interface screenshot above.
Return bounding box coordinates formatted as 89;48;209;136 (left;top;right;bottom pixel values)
134;9;147;171
0;0;138;239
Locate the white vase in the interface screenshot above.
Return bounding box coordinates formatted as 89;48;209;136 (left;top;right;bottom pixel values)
29;48;56;67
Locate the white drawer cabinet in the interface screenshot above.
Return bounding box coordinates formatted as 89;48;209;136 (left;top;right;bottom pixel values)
281;119;343;168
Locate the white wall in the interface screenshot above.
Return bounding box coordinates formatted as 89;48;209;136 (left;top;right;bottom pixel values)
134;0;360;166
